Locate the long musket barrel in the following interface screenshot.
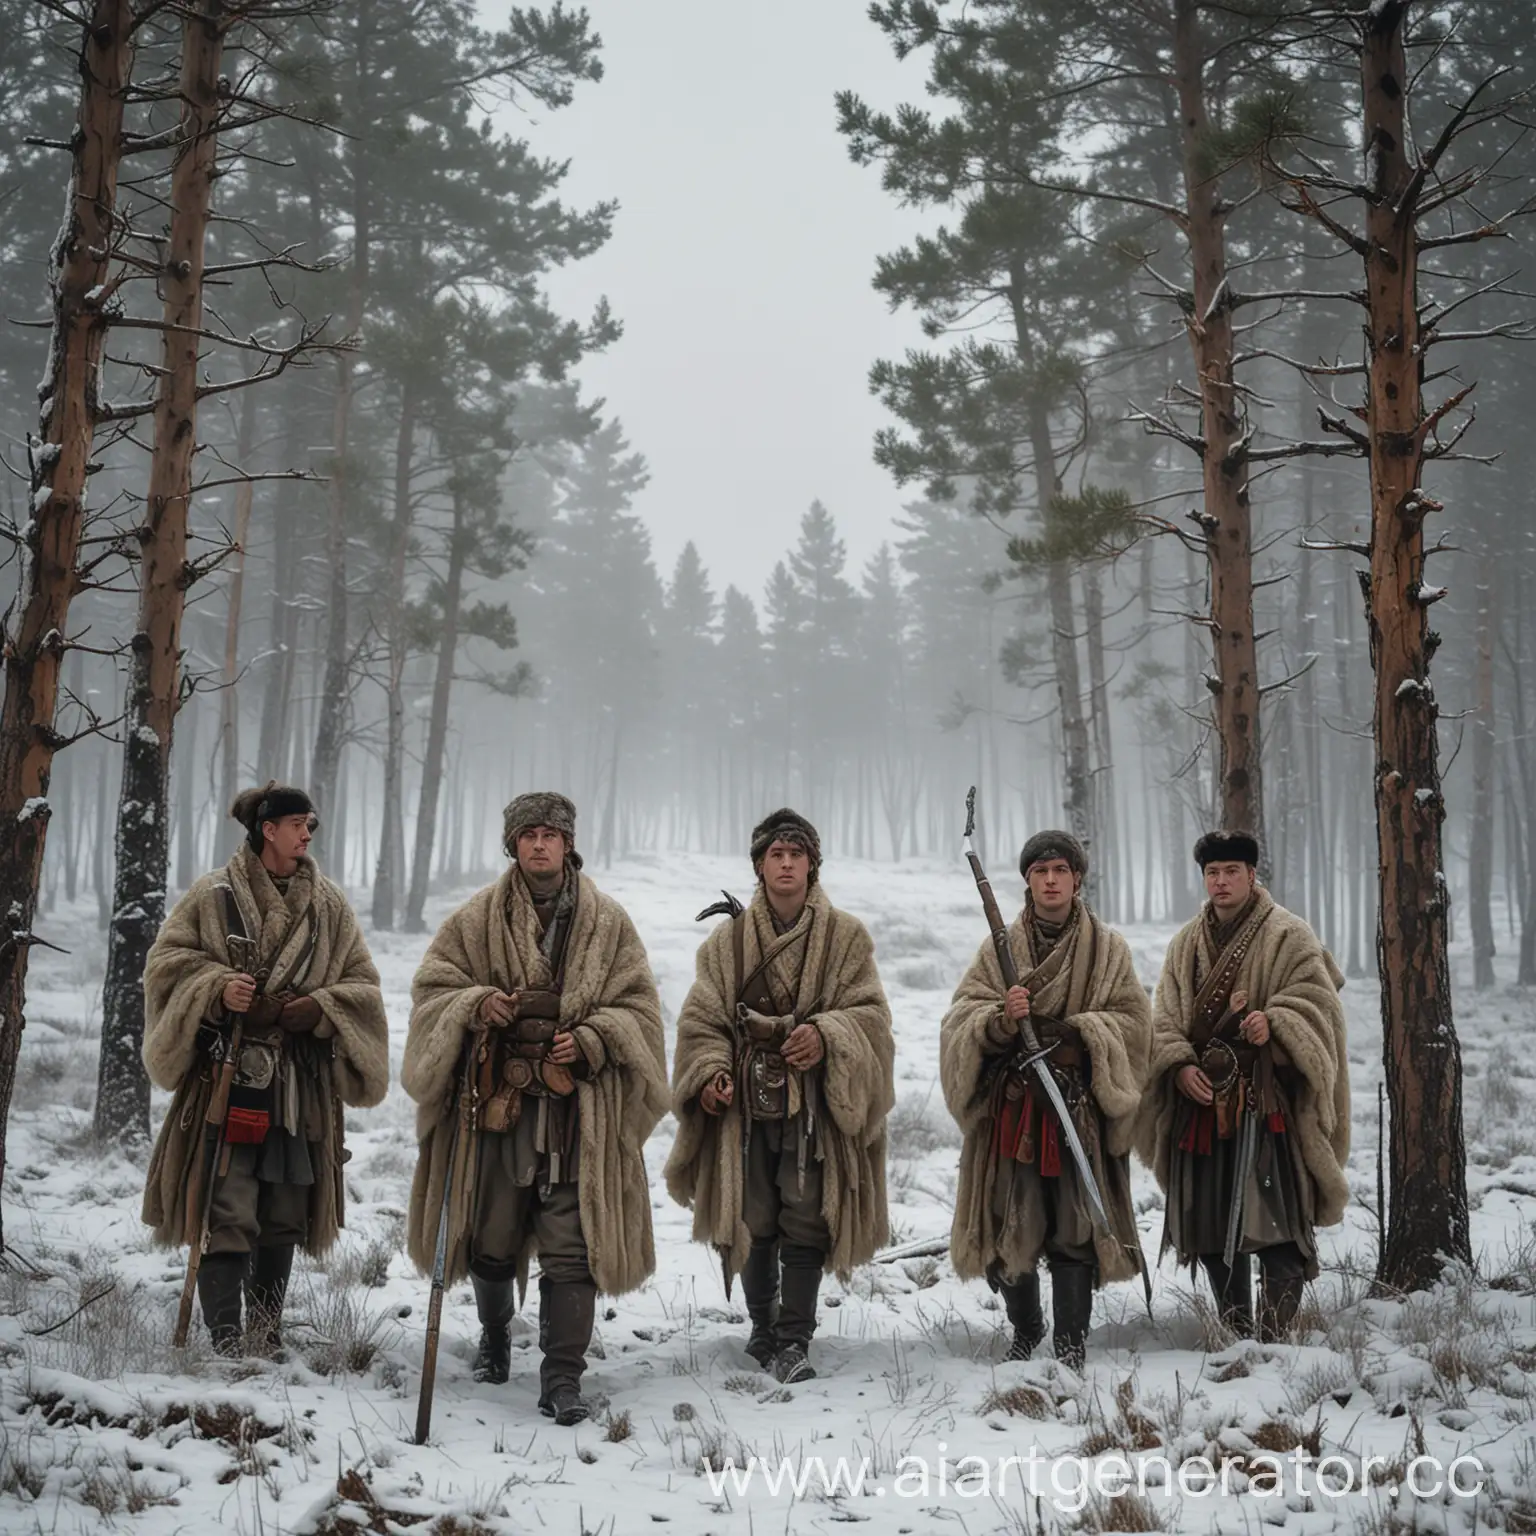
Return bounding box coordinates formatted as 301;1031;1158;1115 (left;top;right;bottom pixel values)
173;936;254;1348
415;1043;476;1445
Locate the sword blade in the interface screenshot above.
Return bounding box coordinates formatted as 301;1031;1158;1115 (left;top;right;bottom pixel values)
1222;1108;1261;1268
1025;1056;1112;1235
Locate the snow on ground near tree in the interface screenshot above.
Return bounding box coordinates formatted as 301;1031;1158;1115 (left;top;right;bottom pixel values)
3;853;1535;1535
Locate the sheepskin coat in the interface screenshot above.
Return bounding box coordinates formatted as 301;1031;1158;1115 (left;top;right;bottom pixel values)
140;845;390;1255
940;901;1152;1284
402;866;667;1297
664;885;895;1283
1135;889;1351;1230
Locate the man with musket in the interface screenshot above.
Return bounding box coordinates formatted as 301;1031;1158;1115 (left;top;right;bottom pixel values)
1137;831;1350;1340
941;830;1152;1369
402;792;667;1425
141;783;391;1356
665;810;895;1384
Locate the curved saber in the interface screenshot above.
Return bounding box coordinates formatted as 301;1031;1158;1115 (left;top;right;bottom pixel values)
962;788;1153;1316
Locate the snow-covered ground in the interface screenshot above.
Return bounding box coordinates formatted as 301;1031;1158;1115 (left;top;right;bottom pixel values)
2;854;1534;1535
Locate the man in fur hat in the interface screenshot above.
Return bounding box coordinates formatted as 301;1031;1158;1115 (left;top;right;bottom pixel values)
1137;831;1350;1340
141;783;390;1357
403;792;667;1425
665;810;895;1384
940;831;1151;1369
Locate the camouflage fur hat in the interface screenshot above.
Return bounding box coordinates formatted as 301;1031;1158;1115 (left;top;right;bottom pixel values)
502;791;581;866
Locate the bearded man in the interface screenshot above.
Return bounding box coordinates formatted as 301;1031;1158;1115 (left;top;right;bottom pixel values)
940;831;1151;1369
403;792;667;1426
665;810;894;1384
141;783;390;1357
1137;831;1350;1341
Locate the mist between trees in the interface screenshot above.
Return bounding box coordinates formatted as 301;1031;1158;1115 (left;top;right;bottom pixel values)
0;1;1532;1289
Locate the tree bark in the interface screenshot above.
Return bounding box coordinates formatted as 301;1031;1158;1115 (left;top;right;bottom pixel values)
218;386;258;819
1360;0;1469;1291
1173;0;1265;853
0;4;135;1209
310;9;371;817
96;0;226;1146
372;379;417;930
405;491;467;931
1468;555;1496;989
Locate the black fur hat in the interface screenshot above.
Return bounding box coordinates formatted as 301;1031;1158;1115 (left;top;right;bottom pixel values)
1193;829;1260;869
1019;830;1089;880
750;808;821;883
230;781;315;853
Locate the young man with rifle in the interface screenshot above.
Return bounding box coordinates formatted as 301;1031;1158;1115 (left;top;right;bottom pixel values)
403;793;667;1427
1136;831;1350;1340
665;810;895;1384
142;783;390;1357
943;809;1152;1369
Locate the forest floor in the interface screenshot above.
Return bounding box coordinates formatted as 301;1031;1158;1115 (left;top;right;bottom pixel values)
2;854;1534;1536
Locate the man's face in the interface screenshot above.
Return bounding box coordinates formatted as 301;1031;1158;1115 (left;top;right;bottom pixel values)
516;825;567;877
1026;857;1080;917
1205;860;1256;912
760;840;810;905
263;813;314;867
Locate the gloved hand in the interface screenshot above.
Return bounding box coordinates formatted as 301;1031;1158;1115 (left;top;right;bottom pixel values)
243;992;286;1031
278;994;323;1034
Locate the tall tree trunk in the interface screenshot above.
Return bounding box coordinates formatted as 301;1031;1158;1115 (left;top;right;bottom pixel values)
1469;554;1496;989
96;0;225;1146
404;493;466;931
1082;565;1123;917
1173;0;1264;852
310;11;371;816
175;694;199;891
372;382;417;929
218;385;258;818
0;5;134;1215
1360;0;1468;1291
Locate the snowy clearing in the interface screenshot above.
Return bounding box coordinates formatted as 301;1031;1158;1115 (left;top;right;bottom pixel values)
2;854;1534;1535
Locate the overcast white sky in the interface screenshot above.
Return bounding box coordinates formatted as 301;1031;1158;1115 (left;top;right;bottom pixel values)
474;0;939;603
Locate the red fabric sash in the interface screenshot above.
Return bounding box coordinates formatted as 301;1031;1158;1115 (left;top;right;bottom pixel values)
1177;1101;1285;1155
991;1079;1063;1176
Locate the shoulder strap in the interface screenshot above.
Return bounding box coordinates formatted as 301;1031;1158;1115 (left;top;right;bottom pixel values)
733;911;780;1014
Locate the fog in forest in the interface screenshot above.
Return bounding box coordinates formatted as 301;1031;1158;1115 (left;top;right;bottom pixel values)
2;0;1535;994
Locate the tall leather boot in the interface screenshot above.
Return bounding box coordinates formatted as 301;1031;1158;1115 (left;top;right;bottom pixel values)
771;1243;823;1384
999;1272;1046;1363
1199;1253;1254;1339
198;1252;248;1358
246;1244;295;1360
471;1270;517;1385
741;1237;780;1369
538;1276;597;1425
1258;1245;1306;1342
1050;1263;1094;1371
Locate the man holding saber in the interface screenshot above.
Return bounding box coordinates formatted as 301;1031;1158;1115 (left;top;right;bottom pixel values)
1137;831;1350;1341
142;784;390;1357
943;816;1153;1369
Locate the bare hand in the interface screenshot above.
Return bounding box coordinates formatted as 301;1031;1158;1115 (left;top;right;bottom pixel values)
548;1030;579;1065
701;1071;734;1115
1240;1010;1270;1046
223;973;256;1015
1004;985;1031;1023
782;1022;824;1070
1177;1064;1213;1105
477;991;516;1029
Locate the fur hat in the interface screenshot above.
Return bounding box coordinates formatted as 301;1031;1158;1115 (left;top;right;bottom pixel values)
1193;829;1260;869
750;808;821;881
230;781;315;853
502;791;581;866
1019;830;1088;880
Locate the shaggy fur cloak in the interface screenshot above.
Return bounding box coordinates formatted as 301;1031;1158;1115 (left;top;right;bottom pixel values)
940;902;1152;1284
140;845;389;1254
664;885;895;1283
1135;889;1351;1228
402;867;667;1297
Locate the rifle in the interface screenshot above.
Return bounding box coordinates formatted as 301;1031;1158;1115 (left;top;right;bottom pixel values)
962;788;1154;1316
173;934;257;1349
415;1041;477;1445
